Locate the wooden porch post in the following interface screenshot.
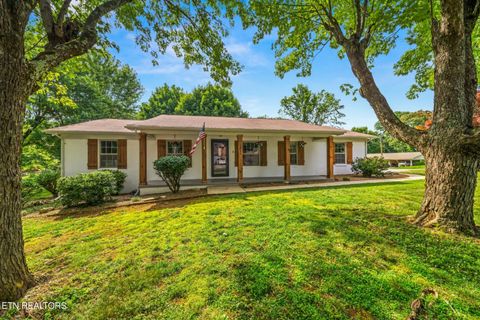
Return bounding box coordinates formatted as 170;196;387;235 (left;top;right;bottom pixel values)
327;136;334;179
237;134;243;182
202;135;207;183
284;135;291;182
139;133;147;186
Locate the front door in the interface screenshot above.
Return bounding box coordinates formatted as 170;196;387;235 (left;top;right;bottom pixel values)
211;139;229;177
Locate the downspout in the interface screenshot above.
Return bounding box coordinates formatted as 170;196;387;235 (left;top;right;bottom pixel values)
61;136;65;176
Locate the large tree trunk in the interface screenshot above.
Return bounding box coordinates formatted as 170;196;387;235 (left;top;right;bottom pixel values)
0;81;35;301
0;96;35;301
0;4;35;300
414;147;478;235
412;0;478;235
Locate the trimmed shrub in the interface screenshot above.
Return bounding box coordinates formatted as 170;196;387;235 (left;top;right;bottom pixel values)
57;171;117;207
36;169;60;196
153;155;190;193
103;169;127;194
352;156;389;177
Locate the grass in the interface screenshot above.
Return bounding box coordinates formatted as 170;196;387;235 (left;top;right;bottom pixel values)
398;165;425;169
392;165;426;176
13;179;480;319
29;187;52;200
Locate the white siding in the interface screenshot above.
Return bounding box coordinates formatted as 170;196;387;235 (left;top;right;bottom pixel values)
63;137;139;193
333;139;367;175
147;133;328;182
61;131;369;192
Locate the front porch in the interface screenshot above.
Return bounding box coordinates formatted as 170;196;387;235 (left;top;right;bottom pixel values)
137;132;337;191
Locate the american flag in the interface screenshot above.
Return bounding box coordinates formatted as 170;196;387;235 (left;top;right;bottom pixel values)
189;122;206;155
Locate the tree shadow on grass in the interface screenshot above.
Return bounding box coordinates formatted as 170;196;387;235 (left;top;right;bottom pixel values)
228;207;480;319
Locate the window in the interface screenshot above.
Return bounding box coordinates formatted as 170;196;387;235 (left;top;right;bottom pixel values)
243;142;260;166
334;143;346;164
100;140;118;168
167;140;184;156
290;142;298;165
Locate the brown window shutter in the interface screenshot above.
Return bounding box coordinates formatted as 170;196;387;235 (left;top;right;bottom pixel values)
87;139;98;169
260;141;267;166
278;141;285;165
157;139;166;158
347;142;353;164
183;140;192;167
298;141;305;165
234;140;238;167
117;139;128;169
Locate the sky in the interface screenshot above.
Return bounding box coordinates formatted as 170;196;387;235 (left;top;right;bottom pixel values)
107;23;433;130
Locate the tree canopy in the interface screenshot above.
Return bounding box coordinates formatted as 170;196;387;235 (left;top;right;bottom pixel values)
279;84;345;126
249;0;480;235
393;5;480;99
22;50;143;172
138;84;185;119
176;84;249;118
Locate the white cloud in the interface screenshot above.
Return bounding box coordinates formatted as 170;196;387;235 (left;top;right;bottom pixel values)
134;63;184;75
125;32;136;42
225;39;270;68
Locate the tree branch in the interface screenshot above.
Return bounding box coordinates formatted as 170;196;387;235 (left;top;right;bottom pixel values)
83;0;131;33
57;0;72;26
344;42;424;147
313;2;423;147
354;0;363;38
39;0;55;42
316;3;348;45
30;0;132;82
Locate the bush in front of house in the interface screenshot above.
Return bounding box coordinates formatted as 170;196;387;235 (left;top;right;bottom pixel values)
102;169;127;194
352;156;389;177
57;171;117;207
153;155;190;193
36;169;60;196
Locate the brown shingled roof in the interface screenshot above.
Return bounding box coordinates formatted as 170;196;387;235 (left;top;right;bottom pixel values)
338;131;376;139
45;119;142;134
46;115;374;139
125;115;346;134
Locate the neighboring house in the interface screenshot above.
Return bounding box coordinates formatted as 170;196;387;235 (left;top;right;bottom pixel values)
46;115;374;194
367;152;424;166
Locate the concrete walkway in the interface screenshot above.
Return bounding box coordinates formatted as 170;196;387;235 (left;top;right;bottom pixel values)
207;185;246;195
207;175;424;195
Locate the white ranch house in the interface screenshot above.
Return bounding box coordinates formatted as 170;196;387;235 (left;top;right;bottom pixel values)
46;115;374;195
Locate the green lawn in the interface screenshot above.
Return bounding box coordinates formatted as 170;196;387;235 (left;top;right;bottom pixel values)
14;179;480;319
400;165;425;169
392;165;426;176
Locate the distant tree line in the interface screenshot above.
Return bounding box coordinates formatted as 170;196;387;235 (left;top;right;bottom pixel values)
352;110;432;154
